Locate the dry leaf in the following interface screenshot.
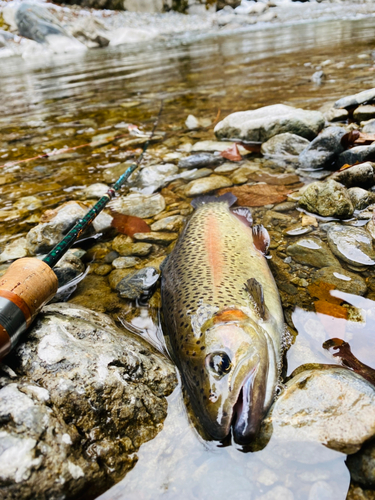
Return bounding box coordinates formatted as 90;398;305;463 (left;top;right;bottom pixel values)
111;212;150;237
220;143;242;162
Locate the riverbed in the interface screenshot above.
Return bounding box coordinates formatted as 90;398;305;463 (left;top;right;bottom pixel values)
1;15;375;500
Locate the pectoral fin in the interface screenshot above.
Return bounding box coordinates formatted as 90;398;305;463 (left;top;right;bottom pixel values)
252;224;270;254
245;278;266;319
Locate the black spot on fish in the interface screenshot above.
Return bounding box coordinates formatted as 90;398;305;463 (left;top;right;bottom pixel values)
200;346;205;351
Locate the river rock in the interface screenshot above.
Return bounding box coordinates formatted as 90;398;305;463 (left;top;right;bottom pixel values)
53;249;85;289
14;196;42;211
327;224;375;266
178;153;223;170
214;104;324;142
299;126;346;171
128;164;178;194
347;440;375;488
298;180;354;218
0;303;176;500
191;141;247;153
286;237;340;268
15;2;85;52
334;88;375;110
362;119;375;134
133;232;178;245
116;267;160;300
260;132;310;157
112;256;141;269
353;105;375;122
177;168;212;181
312;266;367;296
257;366;375;460
150;215;185;232
82;183;109;199
109;193;165;218
26;202;88;255
336;144;375;169
324;108;349;122
0;237;29;263
92;212;113;233
330;162;375;188
348;187;375;210
184;175;232;196
111;237;152;257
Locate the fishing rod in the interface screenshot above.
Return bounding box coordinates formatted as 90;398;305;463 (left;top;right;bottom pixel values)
0;102;163;360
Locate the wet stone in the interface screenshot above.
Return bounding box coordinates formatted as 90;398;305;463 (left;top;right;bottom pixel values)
13;196;42;211
336;144;375;169
178;153;223;170
214;162;239;174
191;140;247;153
330;162;375;188
298;180;354;218
109;193;165;218
116;267;160;300
0;303;176;500
177;168;212;181
128;163;178;194
133;231;178;245
260;132;310;157
353;105;375;122
26;201;88;255
53;249;85;289
0;237;29;263
273;201;297;212
112;256;141;269
324;107;349;122
82;183;109;199
347;440;375;489
312;266;367;296
184;175;232;197
94;264;112;276
299;126;346;171
348;187;375;210
362;119;375;134
286;237;340;268
334;88;375;110
111;237;152;257
256;366;375;459
214;104;325;142
326;224;375;266
150;215;185;232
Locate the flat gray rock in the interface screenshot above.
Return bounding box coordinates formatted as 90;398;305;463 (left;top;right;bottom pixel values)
286;236;340;268
260;132;310;157
334;88;375;110
214;104;324;142
336;144;375;169
0;303;176;500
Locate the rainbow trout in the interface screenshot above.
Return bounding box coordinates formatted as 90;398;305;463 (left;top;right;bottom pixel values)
161;194;284;444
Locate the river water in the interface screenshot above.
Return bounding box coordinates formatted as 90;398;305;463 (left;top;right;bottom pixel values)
1;15;375;500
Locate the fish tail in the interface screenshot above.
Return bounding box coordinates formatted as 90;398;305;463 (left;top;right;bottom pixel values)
191;192;237;209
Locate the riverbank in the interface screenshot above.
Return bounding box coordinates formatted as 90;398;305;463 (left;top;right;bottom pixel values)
1;0;375;58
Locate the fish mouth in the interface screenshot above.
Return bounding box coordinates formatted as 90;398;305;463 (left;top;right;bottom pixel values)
231;366;266;445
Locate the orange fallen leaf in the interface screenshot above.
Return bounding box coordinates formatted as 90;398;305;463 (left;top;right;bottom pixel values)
220;143;242;162
111;212;150;237
218;183;292;207
308;282;343;305
314;300;348;320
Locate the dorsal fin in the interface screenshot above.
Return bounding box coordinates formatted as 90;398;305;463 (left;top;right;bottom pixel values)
191;192;237;209
252;224;270;254
245;278;266;319
231;207;252;227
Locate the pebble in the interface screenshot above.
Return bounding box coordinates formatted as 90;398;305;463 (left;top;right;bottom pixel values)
299;126;346;171
112;256;141;269
326;224;375;266
353;105;375;122
286;236;340;268
128;163;178;194
260;132;310;157
178;153;223;170
334;87;375;109
116;267;160;299
133;231;178;245
150;215;185;232
214;104;324;142
112;237;152;256
82;182;109;199
348;187;375;210
324;108;349;122
336;144;375;169
298;180;354;218
0;237;29;263
94;264;112;276
257;366;375;459
362;119;375;134
312;266;367;295
330;162;375;188
191;140;248;154
184;175;232;196
178;168;212;181
273;201;297;212
109;192;165;218
13;196;42;211
214;162;239;174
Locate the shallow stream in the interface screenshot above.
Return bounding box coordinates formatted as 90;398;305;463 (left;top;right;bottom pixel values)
2;16;375;500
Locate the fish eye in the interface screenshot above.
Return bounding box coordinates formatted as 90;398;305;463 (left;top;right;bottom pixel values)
206;352;232;377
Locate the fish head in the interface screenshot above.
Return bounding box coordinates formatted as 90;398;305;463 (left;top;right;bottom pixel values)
185;313;277;444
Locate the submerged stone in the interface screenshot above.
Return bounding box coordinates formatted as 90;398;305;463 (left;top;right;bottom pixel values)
133;231;178;245
327;224;375;266
109;193;165;218
0;237;29;263
298;180;354;218
312;266;367;296
286;237;340;268
0;303;176;500
214;104;324;142
116;267;160;300
184;175;232;196
150;215;185;232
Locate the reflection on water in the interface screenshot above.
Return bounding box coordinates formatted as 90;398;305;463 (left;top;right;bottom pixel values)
2;14;375;500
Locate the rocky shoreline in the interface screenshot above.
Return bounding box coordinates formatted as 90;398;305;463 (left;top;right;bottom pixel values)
1;0;375;59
